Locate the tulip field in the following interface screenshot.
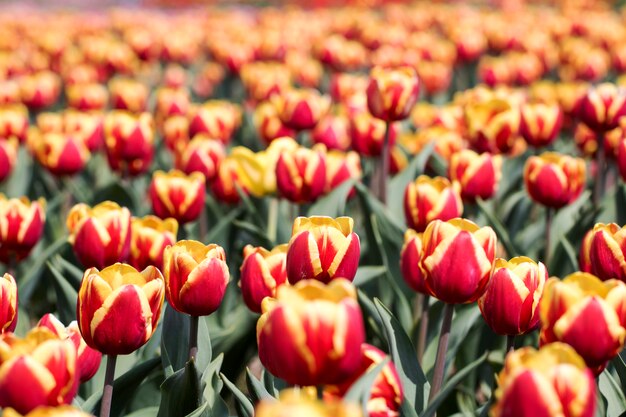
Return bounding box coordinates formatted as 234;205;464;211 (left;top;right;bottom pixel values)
5;0;626;416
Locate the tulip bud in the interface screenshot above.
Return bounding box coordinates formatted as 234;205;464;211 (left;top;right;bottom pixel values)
478;257;547;336
275;146;326;203
188;101;241;144
37;314;102;383
211;157;244;204
130;215;178;271
449;150;502;202
491;343;596;417
257;279;365;386
350;111;398;157
324;149;362;194
0;195;46;263
0;328;78;413
403;176;463;232
256;388;362;417
61;110;104;152
66;201;131;269
619;137;626;182
579;83;626;132
0;104;29;143
2;405;94;417
519;102;563;148
400;229;427;294
66;83;108;112
230;146;273;198
421;218;497;304
109;77;148;113
162;240;230;316
523;152;586;209
155;87;190;123
417;60;453;97
149;170;206;224
312;114;351;151
540;272;626;372
325;344;403;417
329;73;368;104
104;111;155;177
286;216;360;284
174;135;225;183
578;223;626;282
0;138;18;183
77;263;165;355
366;66;420;122
240;244;288;314
28;130;90;177
0;273;17;333
273;88;331;131
253;101;296;145
19;71;61;109
465;98;520;154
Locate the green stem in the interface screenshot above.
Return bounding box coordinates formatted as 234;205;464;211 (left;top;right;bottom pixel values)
545;207;553;268
506;335;516;354
417;295;430;363
378;121;391;205
100;354;117;417
267;198;278;244
594;131;606;208
428;303;454;404
189;315;199;361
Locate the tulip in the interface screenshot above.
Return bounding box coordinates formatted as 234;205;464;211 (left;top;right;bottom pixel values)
366;66;420;123
350;111;398;157
188;100;241;144
316;34;368;72
174;136;225;184
162;240;230;317
619;137;626;182
2;406;94;417
148;170;206;224
28;130;90;177
240;62;291;104
253;101;296;144
539;272;626;372
230;146;273;198
478;257;547;336
108;78;148;113
400;229;426;294
0;273;17;333
465;98;520;154
311;114;351;151
61;110;104;152
325;344;403;417
579;83;626;132
519;102;563;148
37;314;102;383
286;216;360;284
0;138;18;183
193;62;225;99
323;149;362;194
77;263;165;355
155;87;190;123
0;328;78;414
256;388;362;417
65;83;108;111
211;157;245;204
129;215;178;271
240;244;288;313
66;201;131;269
272;88;331;131
275;146;326;203
0;195;46;264
491;343;596;417
104;111;155;177
574;122;622;159
257;279;365;386
329;73;368;104
19;71;61;109
449;150;502;202
523;152;586;209
0;104;29;143
421;218;497;304
577;223;626;282
403;176;463;232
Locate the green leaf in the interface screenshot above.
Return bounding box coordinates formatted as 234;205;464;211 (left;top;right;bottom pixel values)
47;261;78;324
611;353;626;393
82;357;161;416
205;206;244;244
246;368;276;404
344;358;389;414
599;370;626;417
161;305;212;375
420;352;489;417
200;353;230;417
307;179;355;218
92;181;137;211
374;298;429;414
353;266;386;287
475;198;522;257
18;236;68;304
220;372;254;417
125;407;160;417
157;359;204;417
